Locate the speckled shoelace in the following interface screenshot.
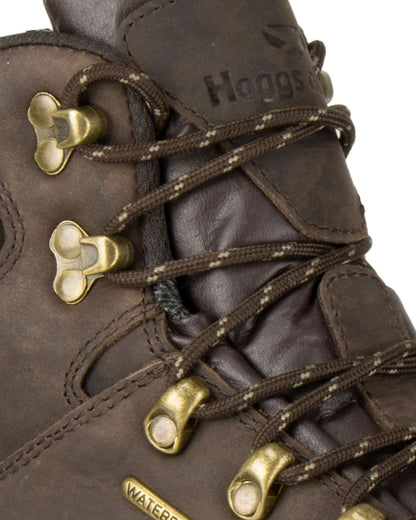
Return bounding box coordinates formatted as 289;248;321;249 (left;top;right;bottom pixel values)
61;41;416;512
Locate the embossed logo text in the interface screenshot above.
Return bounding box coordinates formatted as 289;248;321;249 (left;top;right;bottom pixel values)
204;69;321;107
122;477;191;520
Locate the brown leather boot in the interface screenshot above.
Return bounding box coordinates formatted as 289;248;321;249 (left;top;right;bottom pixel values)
1;1;416;519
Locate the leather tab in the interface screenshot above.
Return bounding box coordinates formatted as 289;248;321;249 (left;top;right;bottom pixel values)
120;0;326;124
319;265;416;428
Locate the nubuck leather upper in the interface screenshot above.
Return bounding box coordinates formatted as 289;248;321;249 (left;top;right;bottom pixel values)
1;1;416;519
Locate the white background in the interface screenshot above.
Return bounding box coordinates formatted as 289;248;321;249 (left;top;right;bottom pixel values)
1;1;415;322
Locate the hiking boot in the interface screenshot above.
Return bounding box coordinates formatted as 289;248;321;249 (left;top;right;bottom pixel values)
1;1;416;519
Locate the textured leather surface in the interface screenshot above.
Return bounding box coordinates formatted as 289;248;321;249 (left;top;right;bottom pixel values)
0;358;396;520
120;0;325;122
2;0;415;518
44;0;416;515
119;0;367;244
0;39;159;459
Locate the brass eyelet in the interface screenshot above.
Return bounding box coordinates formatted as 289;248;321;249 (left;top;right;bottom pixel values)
338;504;386;520
318;70;334;104
52;106;107;150
228;443;295;520
50;220;134;304
28;92;107;175
144;377;210;455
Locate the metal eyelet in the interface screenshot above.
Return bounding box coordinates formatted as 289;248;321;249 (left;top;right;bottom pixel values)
228;443;295;520
50;220;134;304
318;71;334;104
28;92;107;175
338;504;386;520
144;377;210;455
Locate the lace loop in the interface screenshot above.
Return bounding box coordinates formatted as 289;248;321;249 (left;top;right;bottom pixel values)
80;104;354;164
108;241;333;287
61;63;169;132
253;341;416;450
279;425;416;486
343;440;416;510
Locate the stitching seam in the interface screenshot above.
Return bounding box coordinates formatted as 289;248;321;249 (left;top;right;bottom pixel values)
325;269;410;427
63;300;157;407
0;363;167;480
251;159;366;234
0;182;25;280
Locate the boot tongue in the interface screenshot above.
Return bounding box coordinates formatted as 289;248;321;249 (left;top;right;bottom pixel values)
118;0;367;246
119;0;327;124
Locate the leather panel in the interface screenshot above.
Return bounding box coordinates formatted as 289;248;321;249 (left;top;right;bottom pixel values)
0;40;159;459
0;359;397;520
319;265;416;429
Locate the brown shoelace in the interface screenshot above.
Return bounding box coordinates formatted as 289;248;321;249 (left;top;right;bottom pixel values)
61;42;416;513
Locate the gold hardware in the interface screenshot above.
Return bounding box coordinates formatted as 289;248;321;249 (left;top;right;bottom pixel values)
53;106;107;149
338;504;386;520
144;377;210;455
122;477;191;520
50;220;134;305
28;92;107;175
319;70;334;104
28;92;70;175
228;443;295;520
